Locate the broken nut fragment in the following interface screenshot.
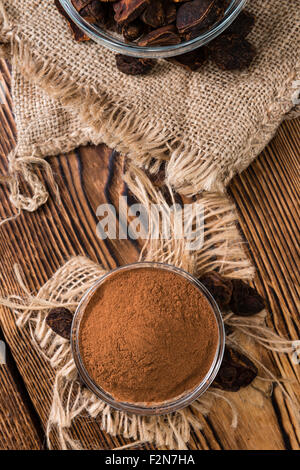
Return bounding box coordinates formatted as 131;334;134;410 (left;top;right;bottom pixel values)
229;279;265;316
177;0;226;40
114;0;150;25
199;271;233;309
167;47;207;71
208;34;256;70
199;271;265;317
214;346;258;391
225;10;256;38
72;0;107;24
46;307;73;340
116;54;156;74
138;25;181;47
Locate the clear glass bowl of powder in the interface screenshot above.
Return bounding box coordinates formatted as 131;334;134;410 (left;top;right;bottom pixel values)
71;262;225;415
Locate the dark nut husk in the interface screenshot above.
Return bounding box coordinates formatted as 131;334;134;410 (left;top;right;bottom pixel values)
46;307;73;340
141;0;165;28
72;0;107;24
209;34;256;70
177;0;226;39
199;271;233;308
138;25;181;46
114;0;150;25
214;346;258;391
167;47;208;71
116;54;156;75
230;279;265;316
225;10;256;38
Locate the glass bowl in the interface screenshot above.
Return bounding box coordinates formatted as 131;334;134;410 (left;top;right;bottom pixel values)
59;0;247;58
71;262;225;415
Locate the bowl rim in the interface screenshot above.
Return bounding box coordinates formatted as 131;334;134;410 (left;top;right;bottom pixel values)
59;0;247;58
71;262;225;416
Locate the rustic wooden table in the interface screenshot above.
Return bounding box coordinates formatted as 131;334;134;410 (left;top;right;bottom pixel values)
0;59;299;450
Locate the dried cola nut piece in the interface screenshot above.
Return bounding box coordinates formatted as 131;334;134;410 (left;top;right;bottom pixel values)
214;346;258;391
54;0;90;41
209;34;256;70
167;47;207;72
164;1;177;25
114;0;150;25
72;0;107;24
230;279;265;316
46;307;73;340
116;54;156;75
225;10;256;38
141;0;165;28
122;20;145;41
177;0;226;40
199;271;233;308
138;25;181;46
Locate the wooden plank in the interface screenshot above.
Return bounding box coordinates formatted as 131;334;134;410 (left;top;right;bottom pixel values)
0;60;43;451
0;58;299;449
228;118;300;450
0;334;42;450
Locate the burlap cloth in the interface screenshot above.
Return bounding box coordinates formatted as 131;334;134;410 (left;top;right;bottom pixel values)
0;0;299;211
0;0;299;450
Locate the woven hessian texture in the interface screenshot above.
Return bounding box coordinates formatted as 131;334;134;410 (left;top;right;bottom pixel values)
0;0;299;200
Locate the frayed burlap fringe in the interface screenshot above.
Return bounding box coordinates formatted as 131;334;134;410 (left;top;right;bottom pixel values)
0;176;299;449
124;165;254;279
0;1;299;215
11;37;300;197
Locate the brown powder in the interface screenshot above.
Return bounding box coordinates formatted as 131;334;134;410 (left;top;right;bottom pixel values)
79;267;219;404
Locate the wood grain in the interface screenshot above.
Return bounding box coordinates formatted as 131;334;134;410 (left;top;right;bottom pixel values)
0;335;43;450
0;58;299;450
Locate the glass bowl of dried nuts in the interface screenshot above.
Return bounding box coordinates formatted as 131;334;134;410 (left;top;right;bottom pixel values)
59;0;248;59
